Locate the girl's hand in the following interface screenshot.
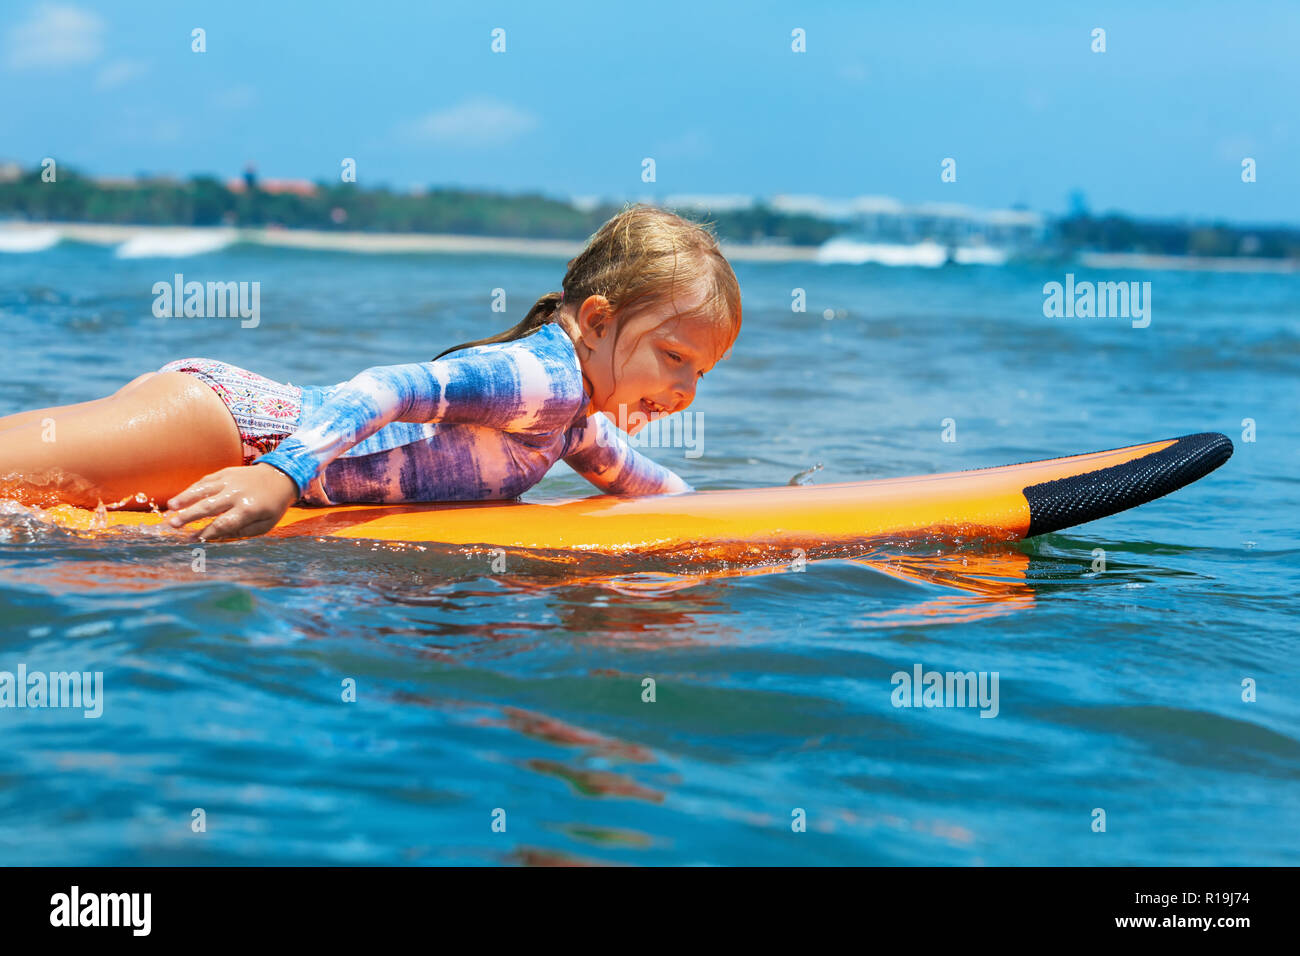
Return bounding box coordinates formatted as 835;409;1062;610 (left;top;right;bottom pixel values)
164;463;301;541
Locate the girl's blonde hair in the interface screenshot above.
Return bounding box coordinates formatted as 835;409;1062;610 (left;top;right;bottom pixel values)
434;203;742;363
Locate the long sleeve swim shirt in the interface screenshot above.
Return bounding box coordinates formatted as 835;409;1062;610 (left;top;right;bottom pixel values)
252;322;693;506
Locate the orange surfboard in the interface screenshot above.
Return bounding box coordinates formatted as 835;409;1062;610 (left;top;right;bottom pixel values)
38;432;1233;562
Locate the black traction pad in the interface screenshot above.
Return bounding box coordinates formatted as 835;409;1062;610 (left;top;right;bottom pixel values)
1023;432;1234;538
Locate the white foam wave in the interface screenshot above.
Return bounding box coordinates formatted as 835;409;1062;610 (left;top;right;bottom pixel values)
816;239;948;268
114;229;237;259
952;245;1010;266
0;227;61;253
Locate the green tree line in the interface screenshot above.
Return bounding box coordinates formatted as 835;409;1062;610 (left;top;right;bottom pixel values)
0;166;837;245
1;166;1295;257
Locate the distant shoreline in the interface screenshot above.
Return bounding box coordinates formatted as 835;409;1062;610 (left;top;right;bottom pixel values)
3;221;1298;272
0;220;818;263
1076;251;1299;274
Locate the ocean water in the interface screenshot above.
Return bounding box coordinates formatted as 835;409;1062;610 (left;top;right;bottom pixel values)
0;238;1296;865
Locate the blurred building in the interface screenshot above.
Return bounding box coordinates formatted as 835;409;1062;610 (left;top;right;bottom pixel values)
225;176;318;197
768;194;1047;264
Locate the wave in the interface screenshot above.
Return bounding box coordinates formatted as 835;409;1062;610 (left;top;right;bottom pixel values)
815;237;1014;267
952;245;1010;266
816;239;948;268
0;227;62;253
114;229;238;259
0;224;1020;266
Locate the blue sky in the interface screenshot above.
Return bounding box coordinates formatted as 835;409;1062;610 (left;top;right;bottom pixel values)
3;0;1296;223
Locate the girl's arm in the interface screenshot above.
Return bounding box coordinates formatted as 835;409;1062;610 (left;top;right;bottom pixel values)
562;411;694;496
255;344;578;498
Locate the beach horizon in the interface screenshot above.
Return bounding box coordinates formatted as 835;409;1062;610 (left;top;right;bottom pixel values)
4;220;1297;272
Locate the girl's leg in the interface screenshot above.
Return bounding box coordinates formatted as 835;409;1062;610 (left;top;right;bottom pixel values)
0;371;161;432
0;372;243;510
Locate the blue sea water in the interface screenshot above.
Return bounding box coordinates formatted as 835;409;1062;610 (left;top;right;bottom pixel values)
0;239;1296;865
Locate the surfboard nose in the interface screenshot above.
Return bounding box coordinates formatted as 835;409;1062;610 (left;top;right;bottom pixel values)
1023;432;1235;538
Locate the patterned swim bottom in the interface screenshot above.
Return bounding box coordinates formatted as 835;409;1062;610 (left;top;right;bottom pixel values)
157;357;303;466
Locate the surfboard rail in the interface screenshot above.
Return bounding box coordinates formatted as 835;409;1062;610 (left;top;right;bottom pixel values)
33;432;1234;556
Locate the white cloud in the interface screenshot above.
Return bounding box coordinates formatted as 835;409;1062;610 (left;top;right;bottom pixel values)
656;128;713;160
1215;134;1257;163
1023;88;1050;113
837;62;869;83
152;119;183;143
211;84;257;110
5;3;105;70
94;58;147;90
401;96;539;147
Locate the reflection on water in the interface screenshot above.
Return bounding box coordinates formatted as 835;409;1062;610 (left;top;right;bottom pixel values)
848;548;1035;626
0;510;1043;865
0;510;1038;633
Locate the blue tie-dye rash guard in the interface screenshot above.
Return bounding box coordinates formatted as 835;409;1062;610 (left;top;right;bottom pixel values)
253;322;693;506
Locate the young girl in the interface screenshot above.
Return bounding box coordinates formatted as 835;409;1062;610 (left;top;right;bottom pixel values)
0;204;742;541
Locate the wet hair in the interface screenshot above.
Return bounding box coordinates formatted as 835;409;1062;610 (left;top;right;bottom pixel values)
433;203;742;365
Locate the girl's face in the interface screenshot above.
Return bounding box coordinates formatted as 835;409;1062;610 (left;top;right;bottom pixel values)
571;289;728;435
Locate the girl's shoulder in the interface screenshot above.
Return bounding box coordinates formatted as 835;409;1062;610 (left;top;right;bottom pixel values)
463;322;588;433
513;320;573;355
455;320;570;359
